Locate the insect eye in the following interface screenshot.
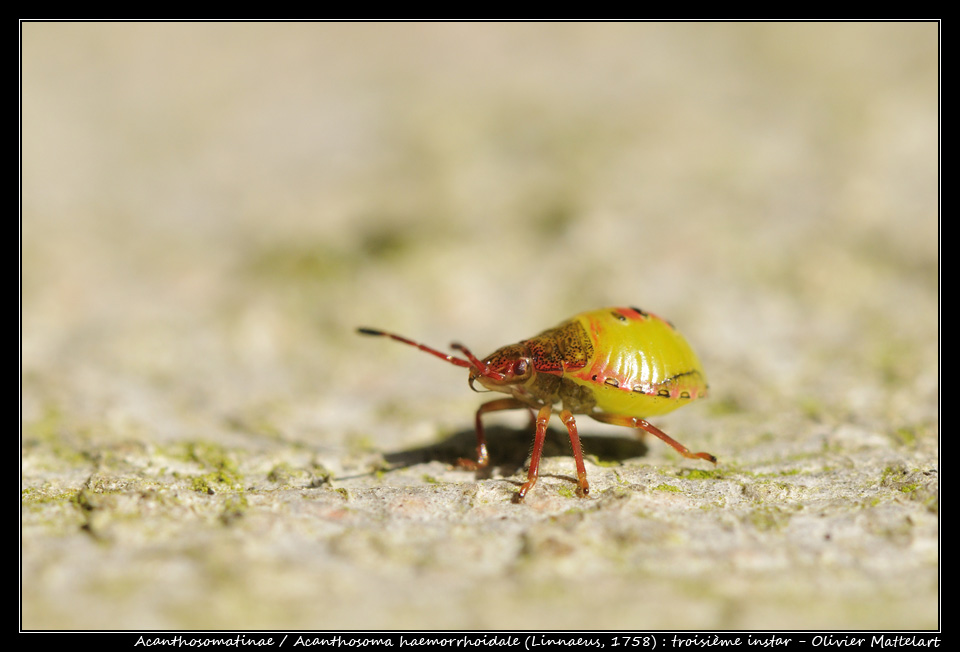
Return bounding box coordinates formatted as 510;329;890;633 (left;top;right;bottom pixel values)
514;360;528;376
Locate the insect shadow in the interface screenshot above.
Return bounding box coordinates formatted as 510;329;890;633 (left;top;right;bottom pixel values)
382;425;650;487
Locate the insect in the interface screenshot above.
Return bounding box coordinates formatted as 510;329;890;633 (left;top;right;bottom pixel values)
358;306;715;501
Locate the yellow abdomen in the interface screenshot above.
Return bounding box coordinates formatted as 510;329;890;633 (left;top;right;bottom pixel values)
563;307;708;418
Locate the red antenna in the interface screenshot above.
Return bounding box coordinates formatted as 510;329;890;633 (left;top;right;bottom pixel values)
357;328;505;381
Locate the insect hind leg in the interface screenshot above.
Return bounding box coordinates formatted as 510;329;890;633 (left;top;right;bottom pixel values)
591;413;716;464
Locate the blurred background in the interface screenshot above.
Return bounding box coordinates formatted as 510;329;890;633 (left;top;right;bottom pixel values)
22;22;938;630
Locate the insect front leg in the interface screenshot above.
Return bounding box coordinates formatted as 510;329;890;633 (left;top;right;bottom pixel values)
457;398;529;470
516;405;553;502
592;413;717;464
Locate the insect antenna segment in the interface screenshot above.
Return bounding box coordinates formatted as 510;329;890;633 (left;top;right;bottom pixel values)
357;327;475;370
451;342;505;381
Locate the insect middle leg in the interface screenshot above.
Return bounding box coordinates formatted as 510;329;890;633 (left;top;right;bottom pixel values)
592;413;717;464
517;406;589;501
457;398;530;470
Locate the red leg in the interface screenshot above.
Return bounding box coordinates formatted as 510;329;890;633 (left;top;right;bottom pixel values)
560;409;589;497
516;405;552;501
592;413;717;463
457;398;529;470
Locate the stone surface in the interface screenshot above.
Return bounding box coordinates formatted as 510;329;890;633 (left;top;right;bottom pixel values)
22;22;938;630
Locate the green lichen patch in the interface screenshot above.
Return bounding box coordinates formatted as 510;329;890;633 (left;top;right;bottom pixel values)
266;462;317;487
219;494;250;525
677;468;725;481
746;505;794;532
652;483;682;493
556;485;577;498
879;465;938;511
